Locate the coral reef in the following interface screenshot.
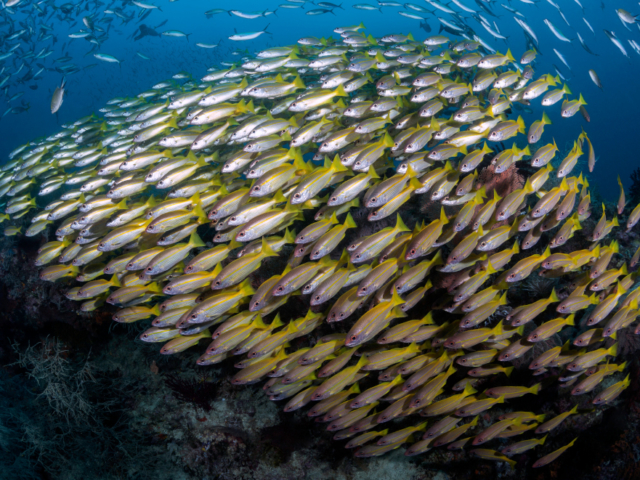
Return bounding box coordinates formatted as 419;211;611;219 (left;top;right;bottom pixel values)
3;215;640;479
164;371;218;413
629;167;640;208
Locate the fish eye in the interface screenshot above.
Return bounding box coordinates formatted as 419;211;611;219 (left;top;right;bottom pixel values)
215;281;221;286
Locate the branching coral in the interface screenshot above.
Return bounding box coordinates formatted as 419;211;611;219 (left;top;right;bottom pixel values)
2;336;182;480
10;337;99;424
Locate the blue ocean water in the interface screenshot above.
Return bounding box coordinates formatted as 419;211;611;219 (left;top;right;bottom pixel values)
1;0;639;199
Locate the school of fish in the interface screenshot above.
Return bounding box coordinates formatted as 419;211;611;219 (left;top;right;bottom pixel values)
2;23;639;470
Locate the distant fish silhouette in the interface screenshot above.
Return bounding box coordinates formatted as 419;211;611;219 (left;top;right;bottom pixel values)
419;21;432;33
